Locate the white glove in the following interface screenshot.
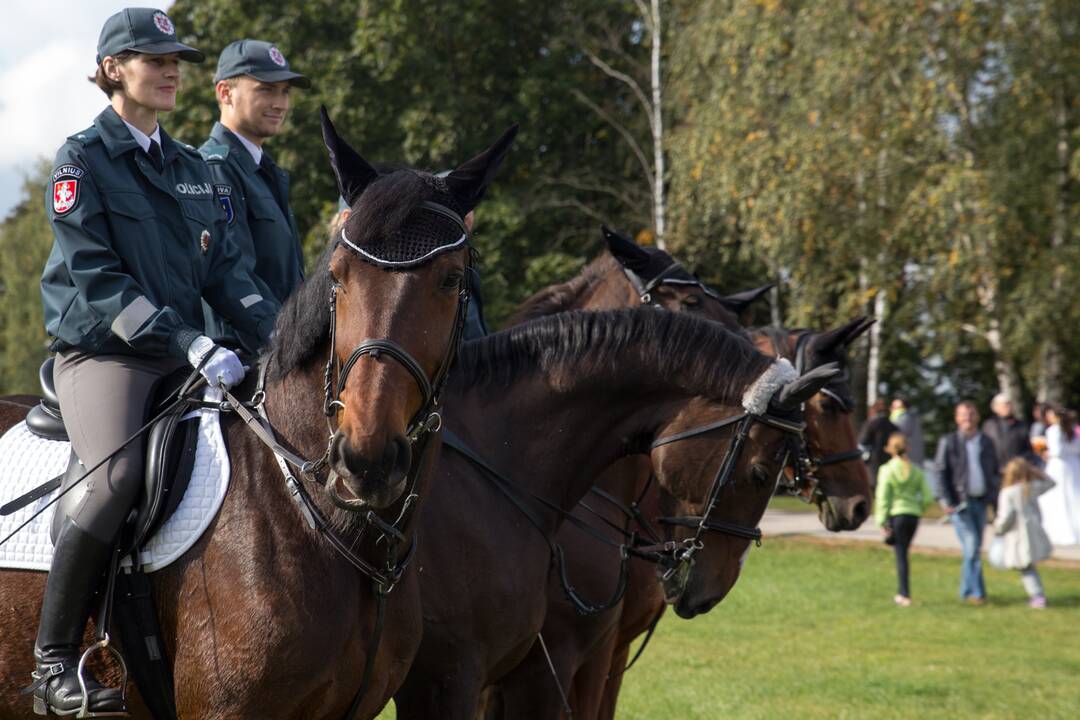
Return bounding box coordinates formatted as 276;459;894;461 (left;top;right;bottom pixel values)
187;334;245;389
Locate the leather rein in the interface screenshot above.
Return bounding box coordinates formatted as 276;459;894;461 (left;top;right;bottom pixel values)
442;403;806;617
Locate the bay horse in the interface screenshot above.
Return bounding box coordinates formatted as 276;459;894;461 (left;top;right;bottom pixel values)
486;228;874;719
392;307;839;719
0;110;516;719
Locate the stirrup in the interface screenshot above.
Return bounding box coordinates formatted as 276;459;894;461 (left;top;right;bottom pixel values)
74;635;129;718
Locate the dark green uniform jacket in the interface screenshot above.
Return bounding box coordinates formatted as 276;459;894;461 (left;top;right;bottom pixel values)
41;106;279;360
199;123;304;306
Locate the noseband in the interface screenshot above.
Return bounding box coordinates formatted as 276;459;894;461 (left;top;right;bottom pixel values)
643;409;805;578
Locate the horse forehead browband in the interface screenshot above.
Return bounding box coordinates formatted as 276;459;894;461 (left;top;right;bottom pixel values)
339;200;469;268
620;260;723;304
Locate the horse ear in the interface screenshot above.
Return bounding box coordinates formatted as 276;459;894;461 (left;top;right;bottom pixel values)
320;106;379;206
715;283;774;314
602;225;650;268
769;363;842;412
809;316;875;356
444;124;519;213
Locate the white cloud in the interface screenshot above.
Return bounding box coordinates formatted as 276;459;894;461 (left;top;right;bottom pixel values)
0;1;174;219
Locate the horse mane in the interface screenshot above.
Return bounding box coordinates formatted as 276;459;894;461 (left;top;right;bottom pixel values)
505;255;618;326
268;169;454;381
458;308;774;403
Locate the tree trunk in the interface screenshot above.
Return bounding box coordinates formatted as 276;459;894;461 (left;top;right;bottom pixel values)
1037;80;1069;404
650;0;666;250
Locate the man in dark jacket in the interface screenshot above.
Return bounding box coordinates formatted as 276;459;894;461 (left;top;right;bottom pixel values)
935;400;1000;604
982;392;1033;468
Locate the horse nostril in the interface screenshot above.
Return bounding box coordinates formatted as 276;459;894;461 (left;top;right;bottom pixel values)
853;500;869;522
386;435;412;480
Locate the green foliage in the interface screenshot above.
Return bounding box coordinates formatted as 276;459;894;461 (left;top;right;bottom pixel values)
165;0;654;325
0;165;53;394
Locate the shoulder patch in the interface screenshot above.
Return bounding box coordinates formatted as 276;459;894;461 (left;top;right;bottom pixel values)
215;184;235;224
198;143;230;163
51;165;85;215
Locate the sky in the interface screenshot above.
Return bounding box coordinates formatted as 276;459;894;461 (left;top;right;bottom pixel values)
0;2;175;221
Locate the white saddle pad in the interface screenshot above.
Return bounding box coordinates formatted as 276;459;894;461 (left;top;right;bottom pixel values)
0;389;230;573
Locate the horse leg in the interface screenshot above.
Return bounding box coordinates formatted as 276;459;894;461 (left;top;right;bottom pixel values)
565;626;622;720
487;638;577;720
394;661;486;720
593;641;631;720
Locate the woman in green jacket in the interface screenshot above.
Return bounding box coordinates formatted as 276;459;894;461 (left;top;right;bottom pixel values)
875;432;934;606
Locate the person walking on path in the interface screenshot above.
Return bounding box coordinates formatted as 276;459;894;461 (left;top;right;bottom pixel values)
934;400;1000;605
994;458;1055;608
1039;405;1080;545
860;399;898;490
982;392;1034;469
890;397;925;466
875;432;934;606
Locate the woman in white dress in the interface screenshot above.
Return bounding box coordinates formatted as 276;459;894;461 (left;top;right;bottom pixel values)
1038;406;1080;545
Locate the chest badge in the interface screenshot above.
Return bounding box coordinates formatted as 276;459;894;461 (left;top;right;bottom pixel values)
200;229;211;255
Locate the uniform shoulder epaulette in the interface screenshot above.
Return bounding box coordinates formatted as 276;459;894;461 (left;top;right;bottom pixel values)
66;127;101;146
173;140;203;159
198;142;231;163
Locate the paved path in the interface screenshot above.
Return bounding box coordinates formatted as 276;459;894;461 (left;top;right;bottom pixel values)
760;509;1080;564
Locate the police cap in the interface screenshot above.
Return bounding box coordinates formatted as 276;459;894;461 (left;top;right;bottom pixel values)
96;8;205;64
214;40;311;88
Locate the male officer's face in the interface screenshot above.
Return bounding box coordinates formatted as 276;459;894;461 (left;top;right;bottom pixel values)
109;52;181;112
220;76;291;140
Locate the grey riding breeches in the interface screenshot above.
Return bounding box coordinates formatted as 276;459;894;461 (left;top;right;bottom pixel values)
53;351;185;543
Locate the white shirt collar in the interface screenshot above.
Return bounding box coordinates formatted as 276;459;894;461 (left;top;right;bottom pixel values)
121;119;161;154
230;129;263;166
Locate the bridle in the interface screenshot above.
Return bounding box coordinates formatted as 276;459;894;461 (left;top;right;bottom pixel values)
620;260;861;503
640;408;805;587
620;258;725;306
766;329;863;502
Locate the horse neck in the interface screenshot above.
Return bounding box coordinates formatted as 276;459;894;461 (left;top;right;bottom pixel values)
262;357;333;462
752;328;794;361
505;256;635;327
450;367;739;518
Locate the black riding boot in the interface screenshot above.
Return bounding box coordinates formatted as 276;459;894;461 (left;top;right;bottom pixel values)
27;519;125;716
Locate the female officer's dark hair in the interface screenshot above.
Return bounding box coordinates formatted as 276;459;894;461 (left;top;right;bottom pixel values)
88;51;136;97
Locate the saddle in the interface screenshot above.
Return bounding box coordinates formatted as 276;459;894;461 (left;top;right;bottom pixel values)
26;357;199;557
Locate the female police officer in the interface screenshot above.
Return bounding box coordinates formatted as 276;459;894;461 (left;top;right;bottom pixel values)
31;9;279;715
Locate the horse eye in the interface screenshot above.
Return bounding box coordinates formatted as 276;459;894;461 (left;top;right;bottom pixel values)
751;464;771;486
441;271;464;290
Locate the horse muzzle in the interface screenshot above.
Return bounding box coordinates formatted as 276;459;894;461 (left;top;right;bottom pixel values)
327;432;412;510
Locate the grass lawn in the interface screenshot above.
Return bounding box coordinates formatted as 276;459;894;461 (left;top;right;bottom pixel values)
379;538;1080;718
615;538;1080;719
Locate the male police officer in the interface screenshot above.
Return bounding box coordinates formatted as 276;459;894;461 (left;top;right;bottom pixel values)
200;40;309;349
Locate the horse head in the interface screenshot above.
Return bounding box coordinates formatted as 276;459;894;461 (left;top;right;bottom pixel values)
648;361;840;618
600;226;748;329
792;316;876;530
319;107;517;510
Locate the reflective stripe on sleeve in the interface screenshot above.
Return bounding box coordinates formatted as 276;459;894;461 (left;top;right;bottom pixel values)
239;294;263;308
110;296;158;341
